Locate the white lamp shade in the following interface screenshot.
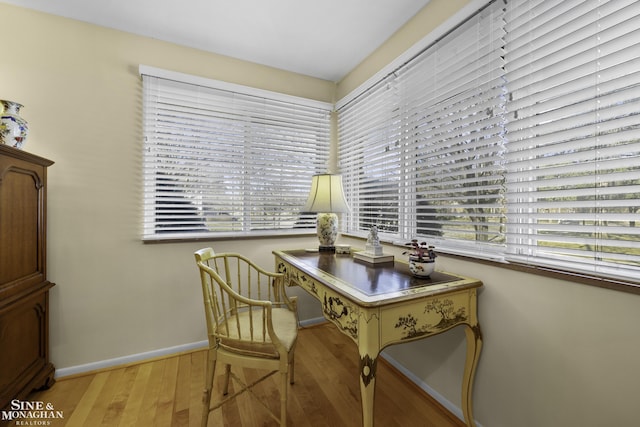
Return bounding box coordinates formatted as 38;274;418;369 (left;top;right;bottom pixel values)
303;174;350;213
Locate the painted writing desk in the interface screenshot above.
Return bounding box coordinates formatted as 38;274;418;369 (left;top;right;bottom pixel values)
273;249;483;427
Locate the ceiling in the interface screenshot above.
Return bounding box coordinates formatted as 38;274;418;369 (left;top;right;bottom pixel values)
2;0;431;82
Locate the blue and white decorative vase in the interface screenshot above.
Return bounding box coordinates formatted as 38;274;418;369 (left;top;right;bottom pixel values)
0;100;29;149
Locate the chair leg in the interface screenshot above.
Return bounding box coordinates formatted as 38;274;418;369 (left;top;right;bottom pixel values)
280;371;288;427
201;352;216;427
222;364;231;395
289;356;295;385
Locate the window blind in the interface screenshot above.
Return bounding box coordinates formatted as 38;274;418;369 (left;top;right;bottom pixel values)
141;70;331;240
339;77;403;236
338;0;507;257
400;2;506;254
338;0;640;282
504;0;640;280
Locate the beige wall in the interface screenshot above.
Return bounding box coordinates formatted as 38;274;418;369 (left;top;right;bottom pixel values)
0;3;329;368
336;0;469;99
3;2;640;427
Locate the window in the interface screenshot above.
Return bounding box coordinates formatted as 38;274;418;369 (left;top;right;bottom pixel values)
503;0;640;279
141;67;331;240
339;0;507;259
338;0;640;282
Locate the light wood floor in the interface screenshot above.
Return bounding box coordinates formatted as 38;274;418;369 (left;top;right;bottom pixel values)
26;322;465;427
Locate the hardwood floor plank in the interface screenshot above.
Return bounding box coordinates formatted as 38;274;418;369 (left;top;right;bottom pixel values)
119;362;153;427
35;373;93;426
101;365;139;426
188;351;205;427
63;372;109;427
289;354;344;427
24;322;464;427
82;368;125;426
153;356;180;427
136;359;165;425
173;353;197;427
174;354;192;414
300;326;363;426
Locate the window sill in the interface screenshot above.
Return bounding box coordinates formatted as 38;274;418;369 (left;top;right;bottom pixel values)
142;230;316;244
441;251;640;296
341;233;640;295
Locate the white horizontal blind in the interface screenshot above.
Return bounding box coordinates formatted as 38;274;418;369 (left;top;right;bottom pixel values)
339;76;403;238
141;73;330;240
338;0;506;255
504;0;640;280
401;2;506;254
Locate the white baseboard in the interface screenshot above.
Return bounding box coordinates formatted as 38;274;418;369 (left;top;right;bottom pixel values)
298;316;327;328
380;351;483;427
55;340;208;378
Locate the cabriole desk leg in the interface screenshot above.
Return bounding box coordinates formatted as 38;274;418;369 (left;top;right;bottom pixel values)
462;322;482;427
358;309;380;427
359;351;378;427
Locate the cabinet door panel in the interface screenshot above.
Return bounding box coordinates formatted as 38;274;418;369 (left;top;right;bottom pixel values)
0;291;47;402
0;161;43;286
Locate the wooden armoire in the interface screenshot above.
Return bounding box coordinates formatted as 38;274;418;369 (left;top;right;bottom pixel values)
0;145;55;410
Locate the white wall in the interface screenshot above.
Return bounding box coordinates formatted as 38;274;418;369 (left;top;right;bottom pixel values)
3;2;640;426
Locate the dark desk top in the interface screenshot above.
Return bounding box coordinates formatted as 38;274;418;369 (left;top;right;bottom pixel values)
274;249;482;306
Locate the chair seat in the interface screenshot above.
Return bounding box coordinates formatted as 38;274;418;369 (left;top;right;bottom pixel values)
218;307;298;358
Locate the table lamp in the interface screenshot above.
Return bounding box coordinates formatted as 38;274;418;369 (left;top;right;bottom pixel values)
303;173;350;252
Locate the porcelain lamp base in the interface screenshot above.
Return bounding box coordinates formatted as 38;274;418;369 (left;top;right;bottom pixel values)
316;212;338;252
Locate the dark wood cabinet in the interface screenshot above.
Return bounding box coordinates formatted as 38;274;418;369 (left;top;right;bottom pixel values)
0;145;55;411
